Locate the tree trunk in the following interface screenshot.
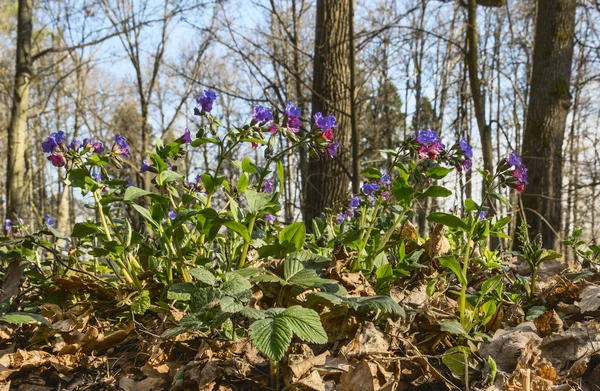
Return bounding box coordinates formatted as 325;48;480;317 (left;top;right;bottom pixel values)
519;0;576;249
305;0;352;222
6;0;33;221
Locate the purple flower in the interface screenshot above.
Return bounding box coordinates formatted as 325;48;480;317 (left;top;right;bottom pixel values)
91;172;104;182
48;153;66;167
513;164;529;185
346;210;355;218
380;173;391;185
140;159;152;173
335;212;345;225
478;211;487;221
287;116;302;133
327;141;339;158
265;213;275;224
44;214;55;227
5;219;11;233
68;139;81;151
168;211;177;220
349;196;360;209
195;174;202;183
459;159;472;172
314;112;337;130
114;134;130;157
285;102;301;118
42;136;59;153
125;178;134;187
253;105;274;122
508;152;521;166
459;139;473;159
92;141;104;154
54;131;66;144
197;90;217;114
361;183;379;196
182;128;192;144
418;141;444;160
381;191;390;201
417;129;440;145
263;178;274;194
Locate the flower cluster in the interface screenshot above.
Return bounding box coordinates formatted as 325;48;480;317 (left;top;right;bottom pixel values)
313;112;339;158
286;102;302;133
113;134;131;158
41;130;118;168
416;129;444;160
335;174;392;224
196;90;217;114
457;139;473;172
253;105;274;123
505;152;528;193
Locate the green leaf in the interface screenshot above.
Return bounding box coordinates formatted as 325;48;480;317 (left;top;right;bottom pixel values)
71;222;101;238
124;186;152;201
241;158;260;174
132;204;160;229
131;290;151;315
427;213;467;230
189;268;216;286
222;273;252;294
361;167;382;179
245;189;272;213
276;159;285;190
0;312;50;326
392;177;414;208
237;173;249;193
167;283;197;300
279;222;306;251
440;319;468;336
157;170;183;186
220;220;251;242
438;256;467;286
442;346;473;380
488;357;497;385
464;199;479;212
426;166;453;180
281;306;327;343
248;316;293;361
489;192;510;207
421;186;452;198
190;287;222;313
481;275;503;296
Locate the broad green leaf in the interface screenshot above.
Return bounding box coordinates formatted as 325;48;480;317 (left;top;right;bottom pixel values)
248;316;293;361
488;357;497;385
0;312;50;326
427;212;467;230
279;222;306;251
189;268;216;286
124;186;152;201
219;220;251;242
420;185;452;198
71;222;101;238
131;290;151;315
489;192;510;207
245;189;272;213
481;275;503;296
237;173;249;193
426;166;453;180
190;287;222;313
354;296;405;317
222;273;252;294
167;283;197;300
440;319;467;336
439;255;467;286
157;170;183;186
361;167;382;179
392;177;414;208
240;307;267;320
464;199;479;212
282;306;327;343
442;346;474;380
132;204;160;229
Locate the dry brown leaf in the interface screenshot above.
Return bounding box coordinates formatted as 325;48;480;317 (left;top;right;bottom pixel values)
575;284;600;313
119;374;166;391
478;322;541;373
0;260;27;301
341;323;389;359
533;310;563;337
423;224;450;258
539;321;600;371
289;370;326;391
339;361;376;391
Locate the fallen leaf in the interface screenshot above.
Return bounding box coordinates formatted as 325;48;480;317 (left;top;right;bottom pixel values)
339;361;376;391
575;284;600;313
119;374;166;391
0;260;27;301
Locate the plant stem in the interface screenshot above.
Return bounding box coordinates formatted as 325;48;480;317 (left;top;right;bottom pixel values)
93;191;112;242
530;266;537;299
238;213;257;268
351;201;381;272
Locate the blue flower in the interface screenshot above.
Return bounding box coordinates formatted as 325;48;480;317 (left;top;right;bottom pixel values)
349;196;360;209
253;105;274;122
335;212;345;225
285;102;301;118
68;139;81;151
508;152;522;166
42;135;59;153
327;141;339;158
114;134;130;157
314;112;337;130
182;128;192;144
361;183;379;196
459;139;473;159
265;213;275;224
197;90;217;113
91;172;105;182
263;178;274;194
380;173;391;185
417;129;440;145
140;159;152;173
5;219;11;233
44;214;55;227
168;211;177;220
478;211;487;221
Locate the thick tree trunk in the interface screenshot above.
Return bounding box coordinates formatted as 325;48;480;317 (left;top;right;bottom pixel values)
519;0;576;249
305;0;352;222
6;0;33;221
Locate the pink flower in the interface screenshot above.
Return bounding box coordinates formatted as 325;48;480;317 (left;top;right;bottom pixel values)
48;153;66;167
269;125;278;134
514;183;525;194
322;128;334;141
251;142;259;149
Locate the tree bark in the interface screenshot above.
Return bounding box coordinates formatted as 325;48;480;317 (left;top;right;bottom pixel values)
305;0;352;222
6;0;33;221
519;0;576;249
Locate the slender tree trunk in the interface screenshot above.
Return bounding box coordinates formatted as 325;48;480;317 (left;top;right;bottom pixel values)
349;0;359;194
519;0;576;249
6;0;33;221
305;0;352;222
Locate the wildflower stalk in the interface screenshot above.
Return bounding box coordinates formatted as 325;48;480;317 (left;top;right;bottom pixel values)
238;213;257;268
351;200;381;272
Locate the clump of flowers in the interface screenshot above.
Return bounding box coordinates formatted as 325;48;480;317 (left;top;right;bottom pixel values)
416;129;445;160
253;105;274;123
312;112;339;158
503;152;528;193
286;102;302;133
196;90;217;114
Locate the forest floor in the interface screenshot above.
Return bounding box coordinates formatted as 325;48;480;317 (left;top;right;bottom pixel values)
1;253;599;391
